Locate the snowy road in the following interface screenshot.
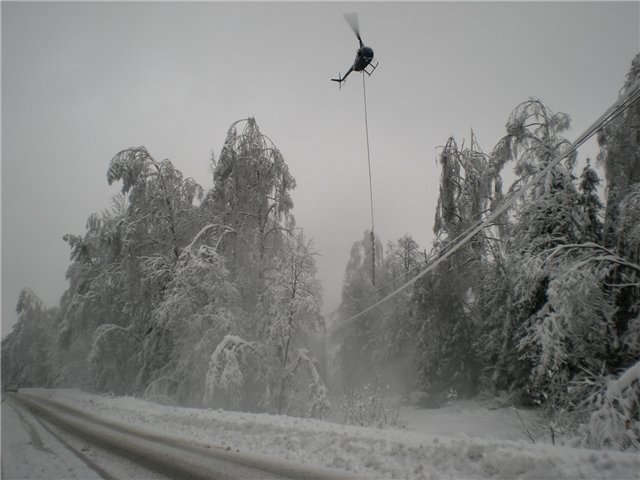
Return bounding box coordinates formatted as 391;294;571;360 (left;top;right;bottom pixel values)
2;393;349;480
5;389;640;480
2;394;111;480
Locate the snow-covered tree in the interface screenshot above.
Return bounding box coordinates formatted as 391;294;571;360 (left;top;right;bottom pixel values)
204;334;274;410
107;146;203;260
203;230;328;417
207;118;296;312
9;117;330;416
55;198;128;385
87;323;141;394
578;160;604;243
285;348;330;419
413;253;480;398
581;360;640;451
492;98;574;181
261;231;325;414
333;232;423;393
55;146;203;394
474;99;587;401
142;225;243;405
332;230;385;390
414;135;496;398
374;236;422;372
597;53;640;249
1;289;54;388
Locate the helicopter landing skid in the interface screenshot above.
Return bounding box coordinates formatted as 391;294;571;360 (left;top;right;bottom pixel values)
364;61;378;76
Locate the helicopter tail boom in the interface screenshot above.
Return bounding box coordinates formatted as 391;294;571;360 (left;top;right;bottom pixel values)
331;75;346;89
331;67;354;86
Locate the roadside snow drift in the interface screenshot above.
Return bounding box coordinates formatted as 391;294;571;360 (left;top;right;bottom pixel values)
23;389;640;479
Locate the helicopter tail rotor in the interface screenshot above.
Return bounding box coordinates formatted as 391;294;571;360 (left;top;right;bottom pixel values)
343;12;363;46
331;73;344;89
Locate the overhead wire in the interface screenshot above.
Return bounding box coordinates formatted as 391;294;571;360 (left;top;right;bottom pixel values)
341;81;640;325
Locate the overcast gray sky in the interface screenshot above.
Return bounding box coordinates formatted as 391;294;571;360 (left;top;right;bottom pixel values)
2;1;639;337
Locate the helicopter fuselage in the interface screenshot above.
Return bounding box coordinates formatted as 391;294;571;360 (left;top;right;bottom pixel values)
353;45;375;71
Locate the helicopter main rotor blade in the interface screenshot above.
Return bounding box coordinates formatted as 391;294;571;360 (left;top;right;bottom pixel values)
343;12;362;44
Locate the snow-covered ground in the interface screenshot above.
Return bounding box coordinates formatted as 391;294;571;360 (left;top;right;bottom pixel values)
2;396;102;480
8;389;640;479
398;399;543;444
1;393;186;480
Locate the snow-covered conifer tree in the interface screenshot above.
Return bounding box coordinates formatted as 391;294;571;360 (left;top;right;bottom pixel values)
414;135;496;399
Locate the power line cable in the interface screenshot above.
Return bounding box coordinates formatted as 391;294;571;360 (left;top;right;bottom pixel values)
341;81;640;325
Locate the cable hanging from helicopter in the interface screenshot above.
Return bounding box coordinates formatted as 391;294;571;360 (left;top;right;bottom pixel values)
332;13;378;286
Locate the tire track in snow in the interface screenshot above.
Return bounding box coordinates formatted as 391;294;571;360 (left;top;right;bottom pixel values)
6;399;53;454
7;395;119;480
13;393;353;480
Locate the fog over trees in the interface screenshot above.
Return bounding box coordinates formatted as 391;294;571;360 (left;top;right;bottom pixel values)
3;55;639;451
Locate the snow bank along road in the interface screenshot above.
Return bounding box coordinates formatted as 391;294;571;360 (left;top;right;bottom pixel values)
5;389;640;480
2;392;351;480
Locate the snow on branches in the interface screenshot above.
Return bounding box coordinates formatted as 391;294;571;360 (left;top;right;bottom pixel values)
582;360;640;451
16;288;46;317
107;147;149;193
204;334;270;409
616;184;640;265
495;98;574;178
200;231;327;417
142;224;242;404
151;236;237;332
264;232;323;348
88;323;140;394
282;348;330;419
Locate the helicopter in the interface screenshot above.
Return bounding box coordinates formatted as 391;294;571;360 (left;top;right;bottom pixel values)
331;13;378;86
